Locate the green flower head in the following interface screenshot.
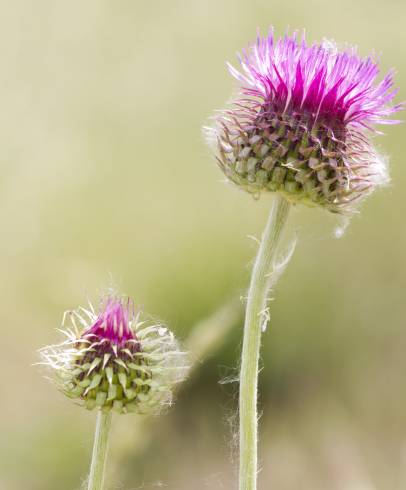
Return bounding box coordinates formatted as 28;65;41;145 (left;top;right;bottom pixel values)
40;293;189;414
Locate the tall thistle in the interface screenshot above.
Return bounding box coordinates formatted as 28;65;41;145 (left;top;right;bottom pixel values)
40;292;188;490
206;29;402;490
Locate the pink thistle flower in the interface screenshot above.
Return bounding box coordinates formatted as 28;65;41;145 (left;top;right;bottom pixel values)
40;293;189;414
207;29;402;213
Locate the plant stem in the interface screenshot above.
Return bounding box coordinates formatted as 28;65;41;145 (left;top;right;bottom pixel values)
239;194;291;490
87;411;112;490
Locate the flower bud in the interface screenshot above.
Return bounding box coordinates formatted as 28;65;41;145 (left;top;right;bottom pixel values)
40;294;188;414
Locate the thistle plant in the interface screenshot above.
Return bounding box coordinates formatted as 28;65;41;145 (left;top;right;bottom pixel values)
40;292;188;490
206;29;402;490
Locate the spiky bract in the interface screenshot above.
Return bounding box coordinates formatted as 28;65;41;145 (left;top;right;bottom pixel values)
40;295;188;415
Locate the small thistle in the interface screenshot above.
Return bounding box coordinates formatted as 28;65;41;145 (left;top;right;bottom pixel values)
40;293;188;415
207;29;402;213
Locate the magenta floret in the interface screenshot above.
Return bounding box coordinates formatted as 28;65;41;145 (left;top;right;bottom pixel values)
84;297;135;346
229;29;401;129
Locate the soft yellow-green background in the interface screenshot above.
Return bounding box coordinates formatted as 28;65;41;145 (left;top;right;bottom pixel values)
1;1;405;489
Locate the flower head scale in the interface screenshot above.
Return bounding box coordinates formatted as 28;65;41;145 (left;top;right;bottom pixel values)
207;29;402;213
40;294;189;415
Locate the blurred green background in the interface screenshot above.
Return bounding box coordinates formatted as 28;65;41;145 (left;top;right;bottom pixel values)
1;1;405;489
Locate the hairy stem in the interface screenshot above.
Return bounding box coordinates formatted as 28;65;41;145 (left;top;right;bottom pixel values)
239;194;291;490
87;411;112;490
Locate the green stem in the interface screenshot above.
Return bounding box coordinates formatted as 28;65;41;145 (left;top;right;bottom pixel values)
87;411;112;490
239;194;291;490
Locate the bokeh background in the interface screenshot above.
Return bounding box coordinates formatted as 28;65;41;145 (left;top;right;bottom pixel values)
1;1;405;489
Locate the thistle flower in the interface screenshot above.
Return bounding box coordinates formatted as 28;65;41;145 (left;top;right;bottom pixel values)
205;28;402;490
208;29;402;213
40;294;188;415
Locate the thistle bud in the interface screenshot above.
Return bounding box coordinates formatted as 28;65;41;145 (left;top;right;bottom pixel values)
40;294;188;414
207;30;402;213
